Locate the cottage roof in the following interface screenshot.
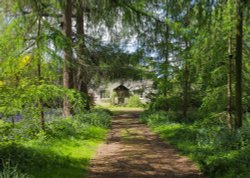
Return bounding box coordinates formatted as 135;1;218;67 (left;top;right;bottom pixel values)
113;85;129;91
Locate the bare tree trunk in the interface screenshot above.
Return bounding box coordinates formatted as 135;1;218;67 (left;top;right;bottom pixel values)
235;0;243;129
227;37;233;130
63;0;73;117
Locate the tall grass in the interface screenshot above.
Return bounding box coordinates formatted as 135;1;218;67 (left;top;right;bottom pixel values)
0;160;31;178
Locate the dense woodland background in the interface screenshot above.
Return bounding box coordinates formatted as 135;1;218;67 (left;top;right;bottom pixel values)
0;0;250;177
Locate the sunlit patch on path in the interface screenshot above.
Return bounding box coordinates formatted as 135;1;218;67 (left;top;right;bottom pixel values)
86;111;204;178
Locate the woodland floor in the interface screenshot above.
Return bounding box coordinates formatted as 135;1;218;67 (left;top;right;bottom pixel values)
86;111;204;178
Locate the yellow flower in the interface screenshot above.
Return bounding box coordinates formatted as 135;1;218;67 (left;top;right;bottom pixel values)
19;55;31;68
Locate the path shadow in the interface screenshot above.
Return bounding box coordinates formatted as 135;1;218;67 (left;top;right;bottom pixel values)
87;112;205;178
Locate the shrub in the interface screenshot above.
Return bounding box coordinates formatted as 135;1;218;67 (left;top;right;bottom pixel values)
109;92;117;105
126;95;143;107
140;110;180;125
149;95;182;111
46;118;77;139
47;110;112;139
0;108;112;142
0;119;42;143
149;96;169;111
74;112;112;129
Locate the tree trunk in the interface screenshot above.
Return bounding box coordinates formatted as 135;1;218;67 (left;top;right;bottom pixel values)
75;3;84;91
163;25;169;97
37;17;45;130
63;0;73;117
227;37;233;130
182;7;191;119
235;0;243;129
183;59;189;119
183;40;189;119
76;1;90;110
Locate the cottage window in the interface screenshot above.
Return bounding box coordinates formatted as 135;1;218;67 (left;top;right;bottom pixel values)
100;90;110;99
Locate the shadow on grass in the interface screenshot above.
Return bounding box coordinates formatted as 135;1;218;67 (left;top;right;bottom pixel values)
151;124;250;178
0;143;90;178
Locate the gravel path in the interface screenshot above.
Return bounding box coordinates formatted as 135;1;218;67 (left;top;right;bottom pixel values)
86;111;204;178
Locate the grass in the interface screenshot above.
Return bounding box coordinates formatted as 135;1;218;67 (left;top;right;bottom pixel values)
140;111;250;178
97;106;144;116
153;124;197;152
96;105;144;112
0;129;107;178
153;123;250;178
0;109;112;178
27;138;104;178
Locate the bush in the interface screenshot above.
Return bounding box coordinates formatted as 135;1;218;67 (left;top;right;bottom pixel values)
74;109;112;129
0;119;42;143
126;95;143;107
46;118;78;139
0;108;112;142
149;95;182;111
47;110;111;139
140;110;180;125
149;96;169;111
109;92;117;105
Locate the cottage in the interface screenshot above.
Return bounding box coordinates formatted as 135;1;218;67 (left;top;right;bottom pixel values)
89;80;153;106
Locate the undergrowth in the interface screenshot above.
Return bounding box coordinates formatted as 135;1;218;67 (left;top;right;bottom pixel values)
0;108;112;178
140;110;250;178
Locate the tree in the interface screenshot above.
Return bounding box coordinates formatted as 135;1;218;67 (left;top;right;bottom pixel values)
235;0;243;129
62;0;73;117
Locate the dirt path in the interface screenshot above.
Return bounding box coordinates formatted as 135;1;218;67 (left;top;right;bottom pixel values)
86;111;204;178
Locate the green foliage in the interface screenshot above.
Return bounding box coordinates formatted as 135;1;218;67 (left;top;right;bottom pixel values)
0;119;41;143
0;160;31;178
149;95;182;111
0;0;250;177
109;92;117;105
200;86;227;113
0;109;112;177
141;110;250;178
90;108;113;116
0;139;97;178
126;95;143;107
140;110;180;125
46;115;110;140
0;109;112;142
0;83;86;120
74;109;112;129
